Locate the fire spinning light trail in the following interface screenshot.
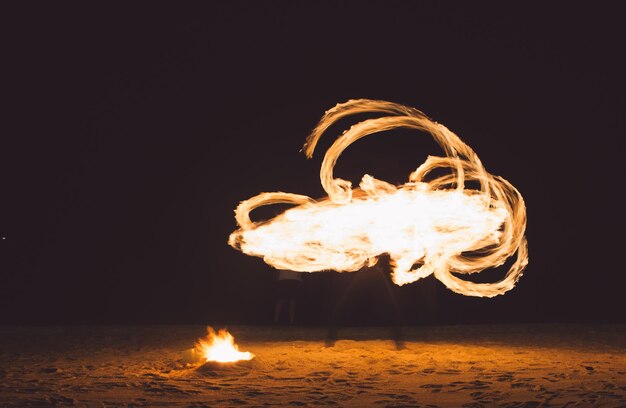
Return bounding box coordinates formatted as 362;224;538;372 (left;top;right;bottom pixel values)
229;99;528;297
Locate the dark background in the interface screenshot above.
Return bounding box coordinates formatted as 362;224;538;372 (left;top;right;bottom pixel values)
2;2;624;325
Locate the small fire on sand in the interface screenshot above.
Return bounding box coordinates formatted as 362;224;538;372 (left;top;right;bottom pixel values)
195;327;254;363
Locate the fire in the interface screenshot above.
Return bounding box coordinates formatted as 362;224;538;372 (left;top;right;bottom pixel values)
229;99;528;298
196;327;254;363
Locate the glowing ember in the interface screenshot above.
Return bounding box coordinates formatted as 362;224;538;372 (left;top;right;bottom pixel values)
196;327;254;363
229;99;528;297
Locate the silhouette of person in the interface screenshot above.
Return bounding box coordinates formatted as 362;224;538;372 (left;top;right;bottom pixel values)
325;254;405;348
273;269;303;324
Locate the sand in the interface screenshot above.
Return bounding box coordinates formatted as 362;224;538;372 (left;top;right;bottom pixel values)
0;324;624;407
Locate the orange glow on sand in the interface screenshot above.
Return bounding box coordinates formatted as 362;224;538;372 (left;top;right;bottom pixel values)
229;99;528;297
195;327;254;363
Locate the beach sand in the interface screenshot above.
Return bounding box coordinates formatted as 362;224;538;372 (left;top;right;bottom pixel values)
1;324;624;407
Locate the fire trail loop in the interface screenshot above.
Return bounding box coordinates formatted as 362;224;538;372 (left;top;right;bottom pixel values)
229;99;528;298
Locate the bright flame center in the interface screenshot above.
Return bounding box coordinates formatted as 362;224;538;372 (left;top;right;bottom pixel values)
196;328;254;363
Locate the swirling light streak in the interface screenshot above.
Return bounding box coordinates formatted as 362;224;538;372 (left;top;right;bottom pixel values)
229;99;527;297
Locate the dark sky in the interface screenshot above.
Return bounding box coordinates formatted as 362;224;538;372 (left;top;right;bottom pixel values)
2;2;624;325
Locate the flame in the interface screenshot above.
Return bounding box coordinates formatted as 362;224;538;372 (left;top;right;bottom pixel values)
229;99;528;298
196;327;254;363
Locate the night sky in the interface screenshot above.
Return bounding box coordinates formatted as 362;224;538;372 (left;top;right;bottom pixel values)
2;2;624;325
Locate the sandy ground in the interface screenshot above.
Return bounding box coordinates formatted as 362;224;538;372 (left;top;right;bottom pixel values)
0;324;624;407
